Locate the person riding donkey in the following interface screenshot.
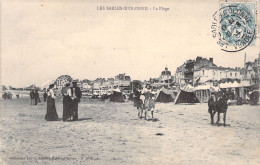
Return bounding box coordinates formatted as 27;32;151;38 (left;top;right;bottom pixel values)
135;86;144;118
208;92;228;127
142;84;155;120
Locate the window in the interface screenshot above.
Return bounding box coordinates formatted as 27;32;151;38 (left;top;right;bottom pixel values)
230;73;232;77
202;70;204;75
235;73;237;77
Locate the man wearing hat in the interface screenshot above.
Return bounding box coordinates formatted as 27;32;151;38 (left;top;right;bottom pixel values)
208;93;217;125
69;80;82;121
30;89;35;105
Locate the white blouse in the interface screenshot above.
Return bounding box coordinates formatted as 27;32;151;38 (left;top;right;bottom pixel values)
142;88;151;94
48;89;55;99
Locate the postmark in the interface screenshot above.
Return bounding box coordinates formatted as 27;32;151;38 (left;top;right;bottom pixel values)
211;1;257;52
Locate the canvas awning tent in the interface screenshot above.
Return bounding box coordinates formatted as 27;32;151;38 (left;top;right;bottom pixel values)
110;91;125;102
219;81;241;88
194;84;221;92
155;87;177;103
174;84;200;104
151;83;165;89
240;81;250;87
194;85;211;103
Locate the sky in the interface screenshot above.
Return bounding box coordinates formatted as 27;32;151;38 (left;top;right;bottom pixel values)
1;0;259;87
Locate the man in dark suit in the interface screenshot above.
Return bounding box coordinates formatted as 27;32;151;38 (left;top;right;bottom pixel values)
208;93;217;125
70;80;82;121
34;90;39;105
43;91;47;102
30;89;35;105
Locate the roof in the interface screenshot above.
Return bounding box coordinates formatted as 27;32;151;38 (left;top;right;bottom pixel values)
161;71;171;75
195;65;238;72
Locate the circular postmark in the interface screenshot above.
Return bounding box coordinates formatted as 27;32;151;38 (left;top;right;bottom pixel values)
211;3;256;52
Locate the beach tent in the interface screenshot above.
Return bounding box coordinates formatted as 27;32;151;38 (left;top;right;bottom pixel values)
194;85;211;103
155;87;177;103
249;90;259;105
110;91;125;102
174;84;200;104
219;81;242;88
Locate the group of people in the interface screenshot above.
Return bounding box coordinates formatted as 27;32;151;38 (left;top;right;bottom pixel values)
44;80;82;121
29;89;41;105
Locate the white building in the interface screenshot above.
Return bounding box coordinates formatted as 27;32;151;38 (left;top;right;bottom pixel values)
194;66;241;84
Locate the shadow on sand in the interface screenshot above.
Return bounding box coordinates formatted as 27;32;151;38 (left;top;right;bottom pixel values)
59;118;94;122
210;123;231;127
147;118;160;122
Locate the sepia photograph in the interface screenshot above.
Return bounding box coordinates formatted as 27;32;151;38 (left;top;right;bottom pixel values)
0;0;260;164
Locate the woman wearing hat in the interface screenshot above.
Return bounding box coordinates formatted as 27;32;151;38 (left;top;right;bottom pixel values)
45;83;58;121
62;82;73;121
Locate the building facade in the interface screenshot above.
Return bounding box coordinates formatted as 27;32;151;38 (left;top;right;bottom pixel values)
175;57;215;86
193;66;241;85
114;73;131;87
160;66;174;83
242;53;260;84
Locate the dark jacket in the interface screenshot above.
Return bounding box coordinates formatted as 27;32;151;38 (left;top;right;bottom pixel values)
217;97;228;113
30;91;35;99
70;87;82;102
208;97;216;112
34;91;39;99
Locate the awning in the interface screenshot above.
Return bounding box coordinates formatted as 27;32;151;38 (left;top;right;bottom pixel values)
180;84;195;92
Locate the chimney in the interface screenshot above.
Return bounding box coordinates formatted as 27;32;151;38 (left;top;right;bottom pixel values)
209;58;213;63
196;56;202;62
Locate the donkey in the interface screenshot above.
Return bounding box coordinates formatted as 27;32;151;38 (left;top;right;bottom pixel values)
137;95;145;118
144;97;155;120
143;92;155;120
209;93;228;127
215;94;228;127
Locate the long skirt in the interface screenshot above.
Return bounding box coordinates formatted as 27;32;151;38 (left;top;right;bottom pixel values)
45;96;58;121
63;96;73;121
37;97;41;103
133;97;138;107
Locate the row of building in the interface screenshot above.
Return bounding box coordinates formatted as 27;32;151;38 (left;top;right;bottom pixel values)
54;73;132;96
53;53;259;98
174;53;260;87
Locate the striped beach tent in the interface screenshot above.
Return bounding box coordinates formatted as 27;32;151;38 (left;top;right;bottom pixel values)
180;84;195;92
174;84;200;104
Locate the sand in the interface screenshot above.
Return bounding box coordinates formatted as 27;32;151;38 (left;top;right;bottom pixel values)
0;96;259;165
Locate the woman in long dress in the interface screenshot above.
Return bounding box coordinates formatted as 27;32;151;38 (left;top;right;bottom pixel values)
62;83;73;121
45;84;58;121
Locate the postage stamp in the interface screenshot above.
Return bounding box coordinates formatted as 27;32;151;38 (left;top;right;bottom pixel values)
211;0;257;52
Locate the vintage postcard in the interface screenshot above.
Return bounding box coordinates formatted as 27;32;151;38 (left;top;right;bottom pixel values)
0;0;259;164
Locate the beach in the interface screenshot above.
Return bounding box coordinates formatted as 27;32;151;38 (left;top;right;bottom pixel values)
0;97;260;165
